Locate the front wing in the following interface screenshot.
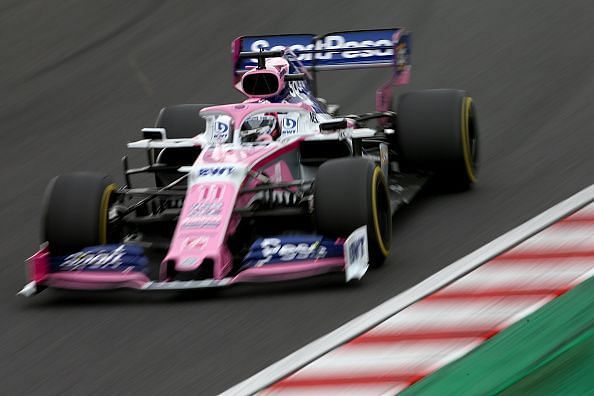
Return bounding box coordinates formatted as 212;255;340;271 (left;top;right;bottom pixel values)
19;227;368;297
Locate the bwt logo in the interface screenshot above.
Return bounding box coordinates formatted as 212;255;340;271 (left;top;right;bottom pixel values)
349;237;365;262
282;117;297;133
213;120;230;143
197;166;235;177
249;35;393;61
215;121;229;134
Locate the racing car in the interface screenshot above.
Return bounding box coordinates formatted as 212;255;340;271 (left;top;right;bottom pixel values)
19;28;479;296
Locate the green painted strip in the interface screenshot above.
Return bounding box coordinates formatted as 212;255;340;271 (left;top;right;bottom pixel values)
401;276;594;396
500;328;594;395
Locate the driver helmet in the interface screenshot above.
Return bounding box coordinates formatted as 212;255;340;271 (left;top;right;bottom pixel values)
240;113;280;142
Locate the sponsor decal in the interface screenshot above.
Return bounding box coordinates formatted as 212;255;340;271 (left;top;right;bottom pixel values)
181;184;225;229
240;235;344;270
179;257;198;269
188;202;222;217
197;166;235;177
182;219;220;229
260;238;327;263
248;34;393;63
214;120;230;143
273;81;326;114
212;115;232;143
344;226;369;281
395;41;409;72
60;245;126;270
182;237;209;250
50;244;148;273
287;81;307;97
347;235;365;263
239;30;400;70
281;115;298;135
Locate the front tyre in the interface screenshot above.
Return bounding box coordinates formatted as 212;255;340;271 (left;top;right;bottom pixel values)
41;172;117;255
314;158;391;267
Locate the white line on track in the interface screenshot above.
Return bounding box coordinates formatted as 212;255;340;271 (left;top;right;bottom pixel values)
261;384;409;396
221;185;594;396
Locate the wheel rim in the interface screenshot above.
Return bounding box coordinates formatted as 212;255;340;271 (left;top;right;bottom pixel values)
468;101;479;171
461;97;478;182
371;168;391;257
98;184;117;244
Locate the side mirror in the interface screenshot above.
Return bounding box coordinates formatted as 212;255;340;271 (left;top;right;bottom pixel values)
319;119;348;133
142;127;167;140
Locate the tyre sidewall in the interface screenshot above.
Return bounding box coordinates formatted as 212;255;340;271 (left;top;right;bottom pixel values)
42;172;116;255
396;89;479;189
314;158;391;266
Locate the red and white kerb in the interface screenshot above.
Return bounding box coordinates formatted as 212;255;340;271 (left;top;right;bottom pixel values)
261;202;594;395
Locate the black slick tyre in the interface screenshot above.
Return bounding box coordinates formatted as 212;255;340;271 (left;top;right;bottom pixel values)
314;158;391;267
396;89;479;190
153;104;210;186
41;172;117;256
154;104;211;139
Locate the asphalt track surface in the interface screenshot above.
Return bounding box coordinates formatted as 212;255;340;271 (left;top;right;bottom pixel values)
1;1;593;394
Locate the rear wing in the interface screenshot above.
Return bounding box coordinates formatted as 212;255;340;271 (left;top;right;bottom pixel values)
232;29;411;110
232;29;410;73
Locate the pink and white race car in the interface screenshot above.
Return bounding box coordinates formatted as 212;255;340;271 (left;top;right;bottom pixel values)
20;29;479;296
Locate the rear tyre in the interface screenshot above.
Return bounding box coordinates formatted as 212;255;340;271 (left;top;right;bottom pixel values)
42;172;117;255
314;158;391;267
396;89;479;190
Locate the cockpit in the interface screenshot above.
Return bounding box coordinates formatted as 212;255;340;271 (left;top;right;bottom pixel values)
200;103;315;146
240;114;280;143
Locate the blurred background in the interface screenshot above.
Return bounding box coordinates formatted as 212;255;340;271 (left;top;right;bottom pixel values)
1;0;593;394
